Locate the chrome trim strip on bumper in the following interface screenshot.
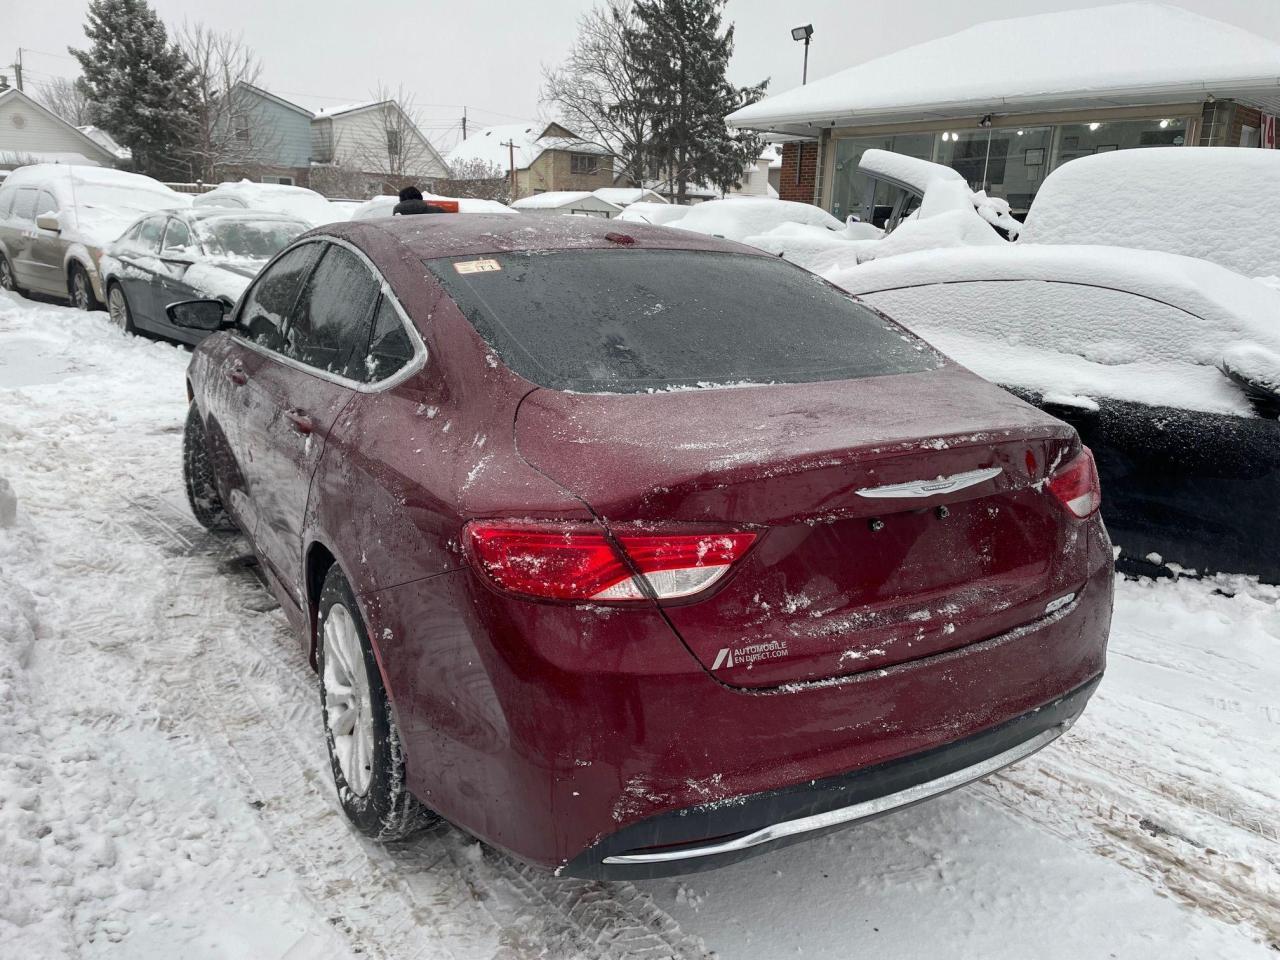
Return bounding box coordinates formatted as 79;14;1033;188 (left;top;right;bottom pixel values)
601;720;1069;865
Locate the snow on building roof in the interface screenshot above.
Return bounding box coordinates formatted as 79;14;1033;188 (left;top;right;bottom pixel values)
511;190;619;211
591;187;667;207
447;122;612;174
76;125;131;162
729;3;1280;135
313;100;382;119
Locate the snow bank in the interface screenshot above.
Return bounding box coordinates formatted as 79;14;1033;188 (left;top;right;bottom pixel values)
672;197;843;243
834;244;1280;414
1019;147;1280;278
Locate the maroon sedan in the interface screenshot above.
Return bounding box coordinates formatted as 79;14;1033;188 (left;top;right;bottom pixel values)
172;215;1112;878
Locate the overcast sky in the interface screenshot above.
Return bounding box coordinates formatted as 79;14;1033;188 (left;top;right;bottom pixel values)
11;0;1280;150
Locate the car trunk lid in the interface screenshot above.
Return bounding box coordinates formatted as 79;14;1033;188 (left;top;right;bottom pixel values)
515;367;1089;688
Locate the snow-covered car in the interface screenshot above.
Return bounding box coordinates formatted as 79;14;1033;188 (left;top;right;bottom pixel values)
0;164;190;309
614;201;690;226
1018;146;1280;279
833;244;1280;581
346;193;517;219
100;209;308;345
193;181;349;228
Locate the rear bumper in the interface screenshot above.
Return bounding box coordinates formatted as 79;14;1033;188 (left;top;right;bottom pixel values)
564;675;1099;879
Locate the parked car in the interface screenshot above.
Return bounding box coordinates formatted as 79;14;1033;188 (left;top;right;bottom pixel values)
100;208;308;345
834;244;1280;582
172;215;1111;877
193;181;349;227
0;164;190;309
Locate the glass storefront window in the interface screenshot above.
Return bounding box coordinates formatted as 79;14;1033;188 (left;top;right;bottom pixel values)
830;133;934;224
934;126;1052;216
1053;118;1189;169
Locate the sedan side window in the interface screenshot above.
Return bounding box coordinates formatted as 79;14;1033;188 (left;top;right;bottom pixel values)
137;216;165;254
361;295;416;382
162;218;193;253
236;243;322;353
12;189;37;222
284;245;379;379
35;191;59;217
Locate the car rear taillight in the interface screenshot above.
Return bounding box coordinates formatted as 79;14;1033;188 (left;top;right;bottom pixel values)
1047;447;1101;519
464;521;756;602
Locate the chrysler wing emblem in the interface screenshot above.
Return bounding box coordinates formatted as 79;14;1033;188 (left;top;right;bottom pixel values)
855;466;1003;499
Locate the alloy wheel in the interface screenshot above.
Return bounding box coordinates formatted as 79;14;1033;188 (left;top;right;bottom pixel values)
72;268;91;310
322;602;376;797
108;286;129;330
0;258;13;292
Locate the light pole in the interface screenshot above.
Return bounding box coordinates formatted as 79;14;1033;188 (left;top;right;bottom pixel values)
791;24;814;85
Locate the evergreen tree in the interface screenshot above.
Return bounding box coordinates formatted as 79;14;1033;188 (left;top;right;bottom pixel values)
70;0;197;180
623;0;767;201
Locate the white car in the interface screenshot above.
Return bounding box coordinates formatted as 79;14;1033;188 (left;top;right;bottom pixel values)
193;181;349;228
0;164;190;309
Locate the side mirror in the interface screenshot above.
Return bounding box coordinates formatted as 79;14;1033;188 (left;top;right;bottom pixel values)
35;213;60;233
167;299;230;331
1219;343;1280;415
161;250;196;266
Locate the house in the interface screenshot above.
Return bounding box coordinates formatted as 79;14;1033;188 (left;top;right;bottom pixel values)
727;3;1280;221
0;86;119;171
446;122;614;200
510;191;623;219
311;99;449;198
216;82;314;186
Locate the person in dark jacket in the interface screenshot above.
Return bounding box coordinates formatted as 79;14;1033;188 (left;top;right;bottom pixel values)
393;186;442;216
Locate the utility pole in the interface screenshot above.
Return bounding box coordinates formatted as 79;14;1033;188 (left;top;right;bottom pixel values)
461;106;467;141
13;48;23;92
501;139;517;201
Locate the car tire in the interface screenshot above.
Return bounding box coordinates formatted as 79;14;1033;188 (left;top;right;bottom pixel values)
317;565;436;841
69;262;99;311
107;283;136;334
0;253;21;296
182;404;235;531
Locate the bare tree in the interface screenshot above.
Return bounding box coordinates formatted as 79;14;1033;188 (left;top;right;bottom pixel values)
435;158;512;204
35;77;95;127
541;1;649;185
175;23;282;183
342;83;443;182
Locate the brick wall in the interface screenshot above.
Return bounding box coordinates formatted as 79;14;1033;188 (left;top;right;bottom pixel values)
1229;103;1263;148
778;141;818;204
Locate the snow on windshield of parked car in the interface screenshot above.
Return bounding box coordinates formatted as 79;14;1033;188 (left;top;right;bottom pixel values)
834;244;1280;416
1018;147;1280;278
196;217;308;260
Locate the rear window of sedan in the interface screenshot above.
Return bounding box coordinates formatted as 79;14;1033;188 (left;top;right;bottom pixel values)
425;249;940;393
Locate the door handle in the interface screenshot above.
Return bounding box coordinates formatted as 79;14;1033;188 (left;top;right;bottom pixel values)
225;365;247;386
285;410;314;435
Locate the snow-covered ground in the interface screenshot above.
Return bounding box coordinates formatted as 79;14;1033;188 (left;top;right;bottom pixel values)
1;291;1277;958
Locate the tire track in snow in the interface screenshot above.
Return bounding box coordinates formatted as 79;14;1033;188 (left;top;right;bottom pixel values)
124;492;712;960
978;741;1280;948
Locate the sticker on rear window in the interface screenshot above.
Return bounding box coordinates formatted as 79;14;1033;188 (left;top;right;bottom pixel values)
454;258;502;275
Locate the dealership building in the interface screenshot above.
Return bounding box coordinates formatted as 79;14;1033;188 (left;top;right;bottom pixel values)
728;3;1280;222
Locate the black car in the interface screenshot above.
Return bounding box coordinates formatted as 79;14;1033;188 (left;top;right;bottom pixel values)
102;209;308;345
840;246;1280;583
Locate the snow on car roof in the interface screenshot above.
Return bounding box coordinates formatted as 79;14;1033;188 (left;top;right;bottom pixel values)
672;197;843;243
1018;147;1280;279
832;243;1280;416
858;149;965;191
728;3;1280;132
